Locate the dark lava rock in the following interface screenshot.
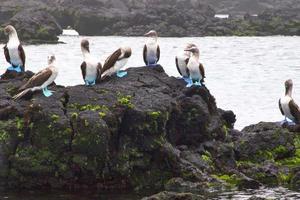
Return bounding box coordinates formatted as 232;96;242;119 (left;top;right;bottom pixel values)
236;122;295;161
235;122;300;188
164;178;207;194
1;0;299;43
0;66;230;191
247;196;268;200
1;9;62;44
0;66;299;195
291;168;300;190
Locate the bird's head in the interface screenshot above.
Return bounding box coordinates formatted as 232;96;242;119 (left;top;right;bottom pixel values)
81;39;90;52
184;46;199;54
4;25;17;36
285;79;293;90
144;30;158;38
47;54;56;65
122;46;132;58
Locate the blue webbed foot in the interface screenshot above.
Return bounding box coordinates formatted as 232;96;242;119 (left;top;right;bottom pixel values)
116;70;128;78
7;65;22;73
194;81;202;86
85;80;96;86
186;82;193;88
147;62;159;67
281;117;296;126
42;87;53;97
183;77;192;84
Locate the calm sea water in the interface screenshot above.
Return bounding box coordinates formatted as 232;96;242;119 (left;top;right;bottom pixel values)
0;35;300;200
1;187;300;199
1;36;300;130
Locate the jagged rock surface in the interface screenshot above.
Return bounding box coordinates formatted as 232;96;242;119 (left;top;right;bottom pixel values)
0;66;299;197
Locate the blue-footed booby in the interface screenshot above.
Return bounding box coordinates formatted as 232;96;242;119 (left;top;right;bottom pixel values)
175;43;196;84
184;45;205;87
101;46;131;79
143;30;160;66
279;79;300;124
80;39;102;85
13;55;58;100
3;25;26;72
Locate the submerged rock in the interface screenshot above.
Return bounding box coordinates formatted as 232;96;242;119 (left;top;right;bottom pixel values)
141;191;204;200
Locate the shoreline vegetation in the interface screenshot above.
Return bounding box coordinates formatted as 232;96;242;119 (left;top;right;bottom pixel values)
0;1;299;44
0;67;299;199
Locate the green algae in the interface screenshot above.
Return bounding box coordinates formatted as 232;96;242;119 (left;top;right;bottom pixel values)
149;111;161;120
212;174;241;187
117;94;134;108
51;114;60;122
69;103;109;112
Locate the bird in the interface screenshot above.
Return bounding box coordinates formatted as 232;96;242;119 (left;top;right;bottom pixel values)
143;30;160;66
279;79;300;124
175;43;196;84
3;25;26;72
12;54;58;100
184;45;205;87
101;46;132;79
80;39;102;86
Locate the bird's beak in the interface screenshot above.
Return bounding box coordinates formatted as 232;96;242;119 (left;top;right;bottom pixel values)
184;48;192;52
144;32;150;36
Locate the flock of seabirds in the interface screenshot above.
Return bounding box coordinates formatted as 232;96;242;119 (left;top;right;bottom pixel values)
1;25;300;125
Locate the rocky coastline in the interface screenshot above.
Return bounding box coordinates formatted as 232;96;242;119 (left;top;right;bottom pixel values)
0;0;299;44
0;66;299;199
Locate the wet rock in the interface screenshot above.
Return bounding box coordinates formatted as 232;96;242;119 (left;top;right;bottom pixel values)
247;196;268;200
141;191;204;200
164;178;207;194
291;168;300;190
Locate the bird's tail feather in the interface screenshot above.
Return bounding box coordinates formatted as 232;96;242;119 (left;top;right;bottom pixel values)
12;88;31;101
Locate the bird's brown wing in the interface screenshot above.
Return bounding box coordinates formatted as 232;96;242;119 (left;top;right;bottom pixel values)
96;62;102;81
199;63;205;79
81;62;86;81
278;99;284;115
143;45;147;65
175;57;182;76
3;45;11;64
185;58;189;65
102;48;122;74
18;44;26;70
289;100;300;123
157;45;160;62
19;68;52;91
185;58;190;76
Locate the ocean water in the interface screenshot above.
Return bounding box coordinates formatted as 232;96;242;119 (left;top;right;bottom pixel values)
1;187;300;199
0;35;300;200
0;36;300;129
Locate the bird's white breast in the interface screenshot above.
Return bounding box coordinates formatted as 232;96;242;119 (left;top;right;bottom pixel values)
146;41;158;58
176;52;189;77
7;39;22;66
85;57;98;80
280;96;295;120
187;57;201;80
